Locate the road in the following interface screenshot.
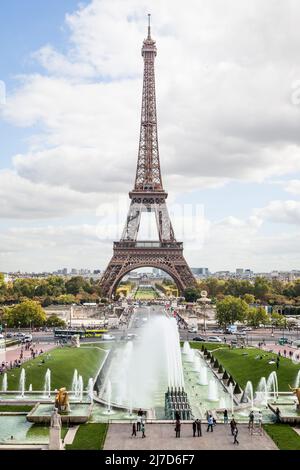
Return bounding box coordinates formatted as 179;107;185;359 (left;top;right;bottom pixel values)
9;304;300;348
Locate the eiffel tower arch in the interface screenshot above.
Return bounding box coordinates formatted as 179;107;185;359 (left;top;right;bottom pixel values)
100;16;196;298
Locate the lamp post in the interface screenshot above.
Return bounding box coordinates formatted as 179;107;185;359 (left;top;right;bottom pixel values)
4;322;7;351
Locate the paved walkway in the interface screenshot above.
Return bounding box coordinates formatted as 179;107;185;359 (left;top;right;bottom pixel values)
0;343;55;365
104;423;277;450
63;426;79;446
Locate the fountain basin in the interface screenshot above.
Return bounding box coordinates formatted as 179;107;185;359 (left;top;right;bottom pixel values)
27;402;92;424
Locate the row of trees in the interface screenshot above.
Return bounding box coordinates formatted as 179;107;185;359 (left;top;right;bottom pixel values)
0;274;103;306
184;277;300;305
1;300;66;328
215;296;288;328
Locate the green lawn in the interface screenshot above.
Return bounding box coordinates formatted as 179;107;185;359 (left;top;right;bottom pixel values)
66;423;108;450
264;424;300;450
134;287;158;300
0;346;107;391
0;405;33;413
189;342;225;352
190;344;299;390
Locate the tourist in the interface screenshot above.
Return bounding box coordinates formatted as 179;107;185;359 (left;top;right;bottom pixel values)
275;407;281;424
284;349;287;357
137;415;141;432
196;419;202;437
230;417;236;435
138;408;143;417
248;410;254;430
276;356;280;370
233;425;239;445
207;414;214;432
223;409;228;424
131;422;137;437
175;419;181;438
141;421;146;438
192;420;197;437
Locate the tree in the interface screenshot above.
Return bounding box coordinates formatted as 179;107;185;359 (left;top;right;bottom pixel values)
3;300;46;327
46;315;66;328
246;307;270;327
254;277;271;302
65;277;89;295
243;294;255;305
216;296;249;327
184;287;201;303
271;312;286;327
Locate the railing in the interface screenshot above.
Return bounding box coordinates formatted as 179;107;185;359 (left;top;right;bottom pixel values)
114;241;183;249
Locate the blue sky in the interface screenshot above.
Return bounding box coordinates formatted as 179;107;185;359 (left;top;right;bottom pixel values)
0;0;300;273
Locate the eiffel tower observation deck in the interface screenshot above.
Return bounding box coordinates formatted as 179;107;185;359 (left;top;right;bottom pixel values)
101;16;196;298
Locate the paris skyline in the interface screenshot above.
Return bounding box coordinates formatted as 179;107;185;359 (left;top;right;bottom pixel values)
1;0;300;273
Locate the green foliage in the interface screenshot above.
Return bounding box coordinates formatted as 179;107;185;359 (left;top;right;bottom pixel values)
216;296;249;326
46;315;66;327
0;346;106;391
246;306;270;327
66;424;108;450
3;300;46;327
263;424;300;450
184;287;201;302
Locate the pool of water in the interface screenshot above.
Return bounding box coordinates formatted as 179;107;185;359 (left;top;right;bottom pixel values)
0;416;49;444
31;403;91;417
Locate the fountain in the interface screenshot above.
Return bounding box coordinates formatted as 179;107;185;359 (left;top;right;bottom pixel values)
29;384;33;392
256;377;268;405
198;366;208;386
267;371;278;400
219;397;226;409
193;356;201;372
2;373;7;392
106;379;112;414
78;375;83;402
243;381;254;409
207;380;219;402
19;369;26;398
87;378;94;403
294;370;300;388
182;341;190;355
44;369;51;398
228;383;234;415
72;369;78;395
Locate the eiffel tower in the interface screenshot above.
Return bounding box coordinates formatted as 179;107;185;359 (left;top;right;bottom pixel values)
101;16;196;298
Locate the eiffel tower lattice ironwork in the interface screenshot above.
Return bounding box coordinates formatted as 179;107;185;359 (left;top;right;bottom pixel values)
100;16;196;298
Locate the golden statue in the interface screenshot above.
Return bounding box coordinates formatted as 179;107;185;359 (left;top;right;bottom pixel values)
55;388;70;412
289;385;300;408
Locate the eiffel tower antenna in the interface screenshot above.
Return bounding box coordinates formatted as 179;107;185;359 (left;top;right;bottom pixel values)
100;17;196;298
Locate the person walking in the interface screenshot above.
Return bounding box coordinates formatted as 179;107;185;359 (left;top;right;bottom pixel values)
131;422;137;438
175;419;181;438
276;356;280;370
233;425;239;445
230;418;236;436
207;414;214;432
223;409;228;424
141;421;146;438
248;410;254;430
137;416;141;432
196;419;202;437
192;420;197;437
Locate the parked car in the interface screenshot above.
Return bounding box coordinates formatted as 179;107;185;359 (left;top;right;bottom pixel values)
188;327;198;333
207;336;222;343
235;331;246;336
102;334;115;341
22;334;32;343
6;332;13;338
278;337;292;345
212;329;223;334
192;336;205;342
241;327;252;332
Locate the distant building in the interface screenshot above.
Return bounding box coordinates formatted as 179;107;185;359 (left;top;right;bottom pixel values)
192;268;210;277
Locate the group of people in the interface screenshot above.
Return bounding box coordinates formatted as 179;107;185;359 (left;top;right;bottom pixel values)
131;409;146;438
0;343;44;376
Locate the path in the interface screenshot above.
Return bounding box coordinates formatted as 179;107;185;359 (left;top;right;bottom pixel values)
0;343;55;365
104;423;277;450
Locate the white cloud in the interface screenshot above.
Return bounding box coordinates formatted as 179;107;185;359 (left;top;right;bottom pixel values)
254;200;300;225
2;0;300;196
0;170;102;219
285;179;300;195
